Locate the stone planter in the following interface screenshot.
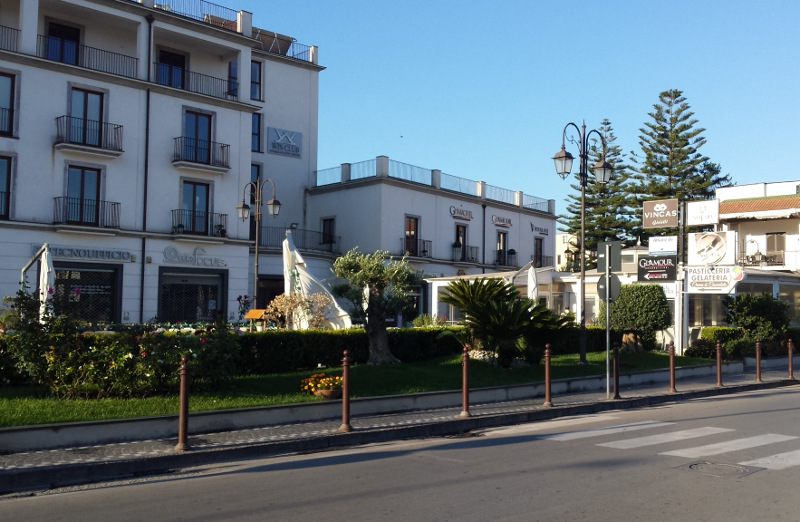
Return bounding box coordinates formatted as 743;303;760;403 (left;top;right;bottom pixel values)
313;389;342;400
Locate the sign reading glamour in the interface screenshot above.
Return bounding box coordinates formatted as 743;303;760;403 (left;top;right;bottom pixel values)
268;127;302;158
637;255;677;281
450;206;473;220
642;199;679;229
163;247;226;267
492;215;512;228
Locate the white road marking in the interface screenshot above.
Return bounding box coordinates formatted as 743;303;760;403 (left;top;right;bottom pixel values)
542;421;675;441
598;427;733;449
480;414;622;437
660;434;798;458
740;448;800;470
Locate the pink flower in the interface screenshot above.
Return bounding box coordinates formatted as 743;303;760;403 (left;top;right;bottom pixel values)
73;287;81;296
200;337;207;344
47;287;54;295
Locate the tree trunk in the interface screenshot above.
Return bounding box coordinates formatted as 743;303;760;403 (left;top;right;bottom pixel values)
621;332;643;353
365;322;400;365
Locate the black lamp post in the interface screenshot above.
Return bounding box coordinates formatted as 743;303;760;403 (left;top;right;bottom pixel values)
237;178;280;307
553;121;613;364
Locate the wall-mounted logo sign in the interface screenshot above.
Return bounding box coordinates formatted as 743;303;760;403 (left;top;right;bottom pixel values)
530;222;549;235
642;198;679;228
688;231;735;266
492;215;512;228
686;199;719;226
450;205;473;220
268;127;302;158
163;246;226;267
40;244;133;261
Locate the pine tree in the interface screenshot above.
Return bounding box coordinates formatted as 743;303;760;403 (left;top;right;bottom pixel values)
558;119;637;267
630;89;732;242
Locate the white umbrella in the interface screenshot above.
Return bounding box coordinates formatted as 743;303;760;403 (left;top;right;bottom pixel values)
527;264;539;302
39;245;54;322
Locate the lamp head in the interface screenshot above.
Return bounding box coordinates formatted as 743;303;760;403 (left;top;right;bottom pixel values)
266;197;281;217
236;201;251;222
592;159;613;185
553;146;574;179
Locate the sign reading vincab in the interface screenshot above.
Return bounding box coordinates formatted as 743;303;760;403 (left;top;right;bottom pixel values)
642;199;679;229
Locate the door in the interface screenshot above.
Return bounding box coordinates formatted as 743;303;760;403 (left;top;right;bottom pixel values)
157;50;185;89
184;111;211;163
47;22;80;65
66;166;100;225
71;88;103;146
182;181;209;234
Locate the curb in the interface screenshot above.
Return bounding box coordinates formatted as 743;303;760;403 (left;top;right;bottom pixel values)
3;378;796;493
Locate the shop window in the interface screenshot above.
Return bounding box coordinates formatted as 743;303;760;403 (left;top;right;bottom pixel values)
52;264;120;323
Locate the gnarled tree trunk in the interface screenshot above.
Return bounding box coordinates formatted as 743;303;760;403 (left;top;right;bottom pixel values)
365;321;400;365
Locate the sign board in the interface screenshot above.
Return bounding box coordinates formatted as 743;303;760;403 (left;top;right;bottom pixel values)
687;231;736;266
598;273;621;301
643;199;679;229
659;282;677;300
638;255;678;281
685;265;745;294
597;241;622;272
648;236;678;255
686;199;719;226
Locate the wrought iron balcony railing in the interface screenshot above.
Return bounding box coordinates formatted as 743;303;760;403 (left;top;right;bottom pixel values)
154;62;237;100
400;238;433;258
0;190;8;219
37;35;138;78
173;137;230;168
53;196;120;228
55;115;123;152
171;208;228;236
0;25;19;52
0;107;13;136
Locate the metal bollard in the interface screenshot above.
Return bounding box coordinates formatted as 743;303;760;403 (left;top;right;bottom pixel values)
543;344;552;407
613;342;620;400
175;355;190;451
715;339;724;388
755;339;762;383
338;350;352;433
669;341;677;393
460;345;471;418
789;339;796;381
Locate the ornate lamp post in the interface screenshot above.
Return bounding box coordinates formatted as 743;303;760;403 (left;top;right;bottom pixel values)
236;178;280;307
553;121;613;364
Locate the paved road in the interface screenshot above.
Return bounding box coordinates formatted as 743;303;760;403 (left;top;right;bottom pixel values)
3;387;800;521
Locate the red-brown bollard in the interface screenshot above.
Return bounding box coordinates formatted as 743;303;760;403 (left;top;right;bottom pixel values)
543;344;552;407
755;339;762;383
789;339;796;381
613;342;621;400
460;346;471;418
338;350;352;433
715;339;724;388
175;355;190;451
668;341;677;393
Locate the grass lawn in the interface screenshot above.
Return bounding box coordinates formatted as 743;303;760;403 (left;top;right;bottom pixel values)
0;350;712;428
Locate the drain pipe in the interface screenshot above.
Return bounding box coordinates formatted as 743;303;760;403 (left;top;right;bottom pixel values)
481;204;487;273
139;15;154;323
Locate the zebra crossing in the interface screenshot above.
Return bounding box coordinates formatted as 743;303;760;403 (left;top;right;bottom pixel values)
538;418;800;471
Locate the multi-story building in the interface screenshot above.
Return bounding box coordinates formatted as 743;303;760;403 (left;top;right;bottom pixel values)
1;0;322;323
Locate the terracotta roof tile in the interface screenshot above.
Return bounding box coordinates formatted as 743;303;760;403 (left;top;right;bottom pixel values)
720;195;800;215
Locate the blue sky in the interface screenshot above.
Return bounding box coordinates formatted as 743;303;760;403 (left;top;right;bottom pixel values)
237;0;800;212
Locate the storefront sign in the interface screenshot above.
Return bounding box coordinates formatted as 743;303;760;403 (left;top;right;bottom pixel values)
642;199;679;229
638;255;677;281
40;244;133;262
450;205;473;220
648;236;677;255
530;222;549;235
163;246;226;267
492;215;512;228
686;199;719;226
688;231;735;266
268;127;302;158
686;265;745;294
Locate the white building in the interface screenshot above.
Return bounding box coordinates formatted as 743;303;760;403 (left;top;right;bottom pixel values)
0;0;322;323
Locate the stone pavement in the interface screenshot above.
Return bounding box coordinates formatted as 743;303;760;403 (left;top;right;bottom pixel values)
1;367;798;493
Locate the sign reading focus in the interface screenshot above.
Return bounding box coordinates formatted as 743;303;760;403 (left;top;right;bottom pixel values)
642;199;679;229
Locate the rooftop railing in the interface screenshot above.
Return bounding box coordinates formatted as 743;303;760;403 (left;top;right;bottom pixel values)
155;0;238;31
440;172;476;196
388;159;432;185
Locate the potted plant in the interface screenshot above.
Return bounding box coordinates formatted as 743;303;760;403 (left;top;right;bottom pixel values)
215;224;226;237
301;372;343;399
173;223;185;234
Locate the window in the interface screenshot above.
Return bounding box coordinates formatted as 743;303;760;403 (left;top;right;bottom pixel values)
322;218;335;244
184;110;211;163
534;237;544;267
496;231;507;265
159;268;224;323
767;232;785;253
0;73;14;135
53;264;120;323
0;155;9;219
181;180;209;234
66;166;100;225
70;88;103;147
251;113;261;152
405;216;419;256
455;224;466;261
250;61;262;100
157;50;185;89
46;22;80;65
227;59;239;96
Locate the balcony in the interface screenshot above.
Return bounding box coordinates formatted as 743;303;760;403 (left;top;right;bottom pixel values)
171;209;227;237
495;249;517;267
36;35;138;78
738;251;785;268
0;25;19;52
172;137;230;172
55;116;123;156
260;226;341;254
401;238;432;258
154;62;238;101
53;196;120;228
531;255;554;268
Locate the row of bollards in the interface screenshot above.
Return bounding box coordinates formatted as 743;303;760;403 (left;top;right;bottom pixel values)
173;338;800;452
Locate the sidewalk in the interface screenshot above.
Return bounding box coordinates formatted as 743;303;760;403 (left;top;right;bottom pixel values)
1;366;798;494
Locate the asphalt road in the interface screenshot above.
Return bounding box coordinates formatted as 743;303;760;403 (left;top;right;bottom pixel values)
4;387;800;521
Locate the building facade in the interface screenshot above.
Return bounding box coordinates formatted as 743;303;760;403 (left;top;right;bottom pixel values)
0;0;322;323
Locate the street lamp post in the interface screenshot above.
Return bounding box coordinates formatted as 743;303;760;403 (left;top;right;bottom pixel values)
237;178;280;307
553;121;613;364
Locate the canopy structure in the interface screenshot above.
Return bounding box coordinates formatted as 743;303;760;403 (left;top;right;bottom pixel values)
282;230;351;329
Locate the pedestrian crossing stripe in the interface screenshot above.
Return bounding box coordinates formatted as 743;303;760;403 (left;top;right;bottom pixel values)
543;421;674;441
660;434;797;458
740;449;800;470
598;427;734;449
